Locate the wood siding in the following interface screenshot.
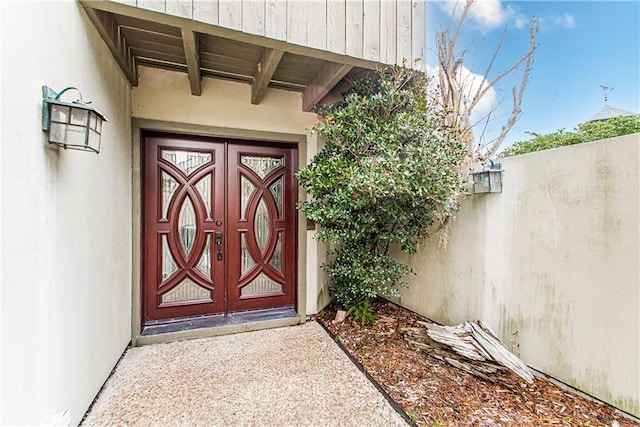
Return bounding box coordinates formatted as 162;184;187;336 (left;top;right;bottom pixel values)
110;0;426;69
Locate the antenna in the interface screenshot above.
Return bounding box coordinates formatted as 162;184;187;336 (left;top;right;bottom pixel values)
599;85;613;103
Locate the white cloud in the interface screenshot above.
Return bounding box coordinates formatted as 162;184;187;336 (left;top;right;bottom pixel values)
459;67;497;125
554;13;576;29
467;0;506;30
538;13;577;31
426;64;497;126
508;5;529;30
437;0;531;32
436;1;577;33
437;0;506;31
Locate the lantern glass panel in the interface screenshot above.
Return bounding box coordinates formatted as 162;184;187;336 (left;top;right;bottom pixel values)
473;171;490;193
89;112;97;130
70;108;89;126
489;171;502;192
88;128;101;152
65;124;89;148
474;182;490;193
49;122;66;144
51;104;70;124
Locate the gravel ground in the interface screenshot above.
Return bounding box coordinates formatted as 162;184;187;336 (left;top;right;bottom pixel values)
81;322;407;427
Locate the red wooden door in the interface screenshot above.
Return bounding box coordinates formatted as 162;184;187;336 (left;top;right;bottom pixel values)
227;144;297;312
142;133;297;324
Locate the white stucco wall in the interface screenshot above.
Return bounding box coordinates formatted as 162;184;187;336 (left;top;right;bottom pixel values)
394;134;640;417
1;1;132;425
132;66;318;136
131;66;323;316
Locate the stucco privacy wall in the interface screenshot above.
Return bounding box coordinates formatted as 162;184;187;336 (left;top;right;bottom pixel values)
1;2;132;425
131;66;322;315
394;134;640;417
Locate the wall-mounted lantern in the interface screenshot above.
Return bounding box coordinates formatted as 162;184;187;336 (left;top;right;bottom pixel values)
470;159;503;194
41;86;108;154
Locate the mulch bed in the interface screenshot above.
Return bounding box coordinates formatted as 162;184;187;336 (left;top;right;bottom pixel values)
317;299;639;427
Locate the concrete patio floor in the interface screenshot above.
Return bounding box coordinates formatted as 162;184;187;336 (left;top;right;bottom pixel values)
81;321;408;426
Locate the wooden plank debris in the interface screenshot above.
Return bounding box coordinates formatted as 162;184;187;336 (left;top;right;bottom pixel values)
403;320;535;385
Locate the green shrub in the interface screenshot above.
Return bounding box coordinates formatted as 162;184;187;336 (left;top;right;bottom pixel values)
499;115;640;157
346;299;377;325
295;66;467;308
579;114;640;141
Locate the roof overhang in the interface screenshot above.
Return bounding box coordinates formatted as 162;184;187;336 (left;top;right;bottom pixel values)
79;0;380;111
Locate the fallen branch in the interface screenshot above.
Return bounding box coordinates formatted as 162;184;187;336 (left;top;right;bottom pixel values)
402;320;534;385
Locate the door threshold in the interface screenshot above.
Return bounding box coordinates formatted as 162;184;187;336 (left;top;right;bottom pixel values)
135;307;302;346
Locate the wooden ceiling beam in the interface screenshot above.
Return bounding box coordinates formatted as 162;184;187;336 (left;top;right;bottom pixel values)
302;62;352;112
251;48;284;105
81;5;138;86
181;28;202;96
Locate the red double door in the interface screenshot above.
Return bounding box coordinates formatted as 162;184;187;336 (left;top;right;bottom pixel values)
142;133;297;323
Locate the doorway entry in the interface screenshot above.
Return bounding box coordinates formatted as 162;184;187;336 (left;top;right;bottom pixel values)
142;132;297;325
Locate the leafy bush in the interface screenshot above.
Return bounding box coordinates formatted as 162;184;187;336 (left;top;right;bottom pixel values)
499;114;640;157
295;66;467;308
579;114;640;141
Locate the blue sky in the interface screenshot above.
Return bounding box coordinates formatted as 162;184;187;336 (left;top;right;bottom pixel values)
425;0;640;151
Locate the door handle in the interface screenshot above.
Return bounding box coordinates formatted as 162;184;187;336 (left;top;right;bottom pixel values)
215;232;223;260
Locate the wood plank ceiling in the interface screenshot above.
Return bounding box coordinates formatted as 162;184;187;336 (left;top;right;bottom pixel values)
80;1;379;112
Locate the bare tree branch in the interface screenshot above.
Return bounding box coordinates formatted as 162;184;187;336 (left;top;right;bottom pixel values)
469;25;507;112
435;0;539;161
481;17;538;159
450;0;474;57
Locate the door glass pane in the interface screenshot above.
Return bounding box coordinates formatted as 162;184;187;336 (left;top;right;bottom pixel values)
161;171;179;220
240;176;255;219
195;174;212;220
162;277;210;303
255;197;269;254
196;233;211;279
269;178;283;219
162;150;212;176
162;234;178;280
269;231;282;273
240;232;256;275
241;156;283;179
241;273;282;296
178;196;197;256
